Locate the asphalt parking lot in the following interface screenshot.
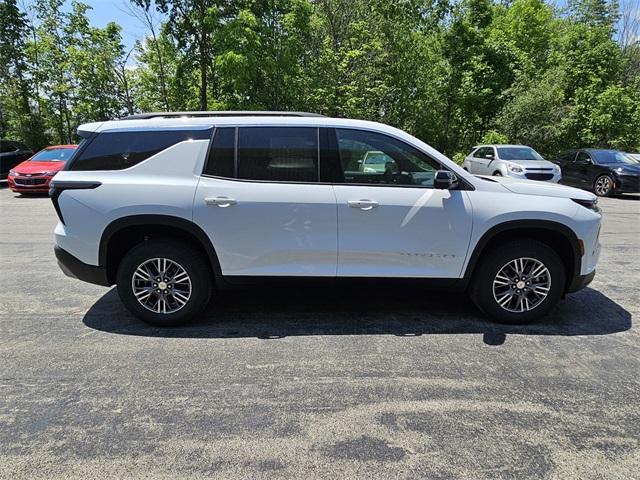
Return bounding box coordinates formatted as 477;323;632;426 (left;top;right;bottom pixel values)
0;184;638;479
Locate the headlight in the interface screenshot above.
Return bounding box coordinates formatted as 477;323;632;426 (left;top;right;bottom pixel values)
508;165;523;173
9;170;18;176
553;164;561;173
43;171;58;176
572;198;600;213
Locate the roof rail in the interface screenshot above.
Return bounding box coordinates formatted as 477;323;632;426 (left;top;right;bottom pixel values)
120;111;325;120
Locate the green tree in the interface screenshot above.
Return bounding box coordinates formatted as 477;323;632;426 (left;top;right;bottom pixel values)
0;0;48;147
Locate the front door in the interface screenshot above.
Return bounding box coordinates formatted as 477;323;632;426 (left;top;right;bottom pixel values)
194;126;337;277
566;151;593;188
330;128;473;278
472;146;496;175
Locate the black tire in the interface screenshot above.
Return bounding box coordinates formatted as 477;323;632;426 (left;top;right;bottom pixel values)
116;239;212;326
469;239;566;324
593;174;614;197
493;171;502;176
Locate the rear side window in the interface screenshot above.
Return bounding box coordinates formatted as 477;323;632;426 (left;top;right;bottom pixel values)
1;141;17;153
237;127;318;182
70;129;212;171
556;151;576;163
204;128;235;177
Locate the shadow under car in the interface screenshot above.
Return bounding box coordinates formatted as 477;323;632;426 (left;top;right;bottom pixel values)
82;285;631;346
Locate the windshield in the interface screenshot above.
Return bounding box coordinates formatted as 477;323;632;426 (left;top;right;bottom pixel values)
31;148;75;162
594;150;640;165
497;147;544;161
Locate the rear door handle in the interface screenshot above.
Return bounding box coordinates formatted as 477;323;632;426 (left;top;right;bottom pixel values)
348;199;379;211
205;196;237;207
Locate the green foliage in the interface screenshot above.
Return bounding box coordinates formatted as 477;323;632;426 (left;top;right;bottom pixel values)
1;0;638;155
480;130;509;145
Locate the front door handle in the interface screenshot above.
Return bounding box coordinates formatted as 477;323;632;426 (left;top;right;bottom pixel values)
348;199;379;211
205;196;237;207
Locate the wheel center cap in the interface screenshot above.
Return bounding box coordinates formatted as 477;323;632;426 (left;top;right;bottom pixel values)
158;281;167;290
516;281;525;289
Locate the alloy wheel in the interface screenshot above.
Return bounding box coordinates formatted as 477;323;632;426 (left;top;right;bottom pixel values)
131;257;192;314
595;176;612;196
492;257;551;313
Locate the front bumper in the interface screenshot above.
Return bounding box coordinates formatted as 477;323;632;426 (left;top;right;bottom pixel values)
506;170;561;183
567;270;596;293
8;174;54;193
54;245;110;287
615;175;640;194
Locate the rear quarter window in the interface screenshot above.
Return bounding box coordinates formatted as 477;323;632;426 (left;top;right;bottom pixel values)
70;129;212;171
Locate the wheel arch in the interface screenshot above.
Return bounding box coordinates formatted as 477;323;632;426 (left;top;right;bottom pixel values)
461;220;581;292
99;215;222;285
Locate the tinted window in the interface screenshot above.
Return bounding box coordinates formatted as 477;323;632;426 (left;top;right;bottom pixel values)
336;129;439;187
497;147;543;161
556;151;576;163
592;150;639;165
205;128;235;177
237;127;318;182
1;141;17;153
31;148;75;162
575;151;592;165
71;129;212;171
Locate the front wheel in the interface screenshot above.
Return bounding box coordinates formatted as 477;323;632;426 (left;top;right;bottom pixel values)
594;174;614;197
116;240;212;326
469;239;566;324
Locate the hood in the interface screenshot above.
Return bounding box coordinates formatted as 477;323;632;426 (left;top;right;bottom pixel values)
610;163;640;174
12;160;66;174
504;160;556;169
480;175;596;201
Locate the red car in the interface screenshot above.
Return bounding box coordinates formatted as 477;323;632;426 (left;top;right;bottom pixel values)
8;145;78;194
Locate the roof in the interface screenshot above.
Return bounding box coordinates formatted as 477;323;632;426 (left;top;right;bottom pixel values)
45;144;78;149
473;144;532;148
78;115;402;134
121;111;325;120
582;148;621;153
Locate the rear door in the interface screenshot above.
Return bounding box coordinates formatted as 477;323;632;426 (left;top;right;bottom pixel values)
194;126;338;277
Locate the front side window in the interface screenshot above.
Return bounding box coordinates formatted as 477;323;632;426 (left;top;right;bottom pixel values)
476;147;494;158
336;129;439;187
237;127;318;182
31;148;75;162
575;151;592;165
70;128;212;171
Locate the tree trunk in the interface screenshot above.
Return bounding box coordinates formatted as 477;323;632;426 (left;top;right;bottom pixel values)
199;36;207;110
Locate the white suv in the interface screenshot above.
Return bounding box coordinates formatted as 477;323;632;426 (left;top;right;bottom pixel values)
51;112;601;326
462;144;561;182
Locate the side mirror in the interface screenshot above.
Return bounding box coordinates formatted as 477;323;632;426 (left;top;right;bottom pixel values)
434;170;456;189
485;154;495;160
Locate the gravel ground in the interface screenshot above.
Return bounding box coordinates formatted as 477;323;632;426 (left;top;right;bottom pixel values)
0;184;638;479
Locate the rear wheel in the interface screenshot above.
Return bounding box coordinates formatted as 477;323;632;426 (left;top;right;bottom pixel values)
116;240;212;326
469;239;565;324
